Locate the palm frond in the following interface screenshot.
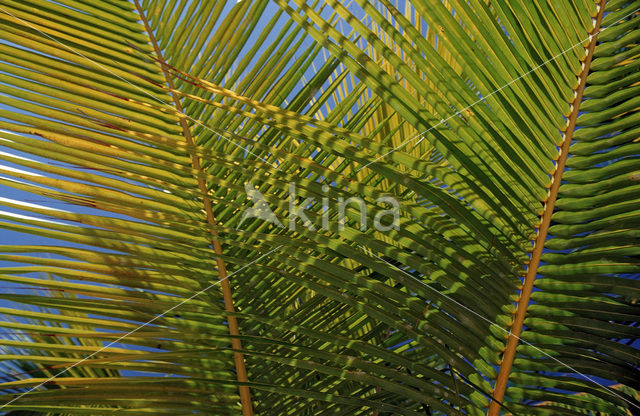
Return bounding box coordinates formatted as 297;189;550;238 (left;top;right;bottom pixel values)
0;0;638;415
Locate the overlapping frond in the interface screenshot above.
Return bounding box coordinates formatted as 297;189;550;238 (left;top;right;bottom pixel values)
0;0;637;415
513;3;640;414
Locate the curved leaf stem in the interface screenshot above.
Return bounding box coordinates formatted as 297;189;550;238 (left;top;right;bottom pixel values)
131;2;254;414
488;2;608;414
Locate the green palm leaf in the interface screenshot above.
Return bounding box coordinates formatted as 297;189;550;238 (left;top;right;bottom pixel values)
0;0;637;414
